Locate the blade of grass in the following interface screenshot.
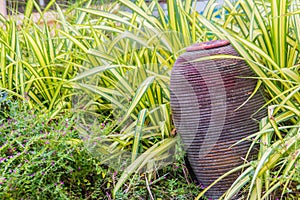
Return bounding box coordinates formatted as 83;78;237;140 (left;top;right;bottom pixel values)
131;108;147;162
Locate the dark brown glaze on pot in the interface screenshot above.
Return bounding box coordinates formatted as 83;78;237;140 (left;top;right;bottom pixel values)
170;40;265;199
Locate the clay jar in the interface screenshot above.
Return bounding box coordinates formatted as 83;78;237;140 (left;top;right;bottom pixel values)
170;40;265;199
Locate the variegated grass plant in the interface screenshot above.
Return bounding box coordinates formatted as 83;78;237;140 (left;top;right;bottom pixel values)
195;0;300;199
0;0;80;116
0;0;215;197
66;0;219;196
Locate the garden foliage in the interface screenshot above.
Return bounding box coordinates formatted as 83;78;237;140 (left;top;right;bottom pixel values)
0;0;299;199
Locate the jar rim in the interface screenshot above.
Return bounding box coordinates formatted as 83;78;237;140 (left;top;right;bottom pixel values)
186;40;230;52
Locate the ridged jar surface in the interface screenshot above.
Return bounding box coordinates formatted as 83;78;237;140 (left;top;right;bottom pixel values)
170;42;265;199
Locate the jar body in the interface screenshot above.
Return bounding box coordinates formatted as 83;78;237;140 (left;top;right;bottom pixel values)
170;41;265;199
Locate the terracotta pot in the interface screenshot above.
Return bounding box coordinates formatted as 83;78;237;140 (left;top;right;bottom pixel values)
170;40;265;199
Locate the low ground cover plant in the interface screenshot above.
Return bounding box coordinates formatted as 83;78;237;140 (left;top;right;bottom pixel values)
0;99;111;199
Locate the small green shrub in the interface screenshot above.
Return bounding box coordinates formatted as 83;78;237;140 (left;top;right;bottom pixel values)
0;101;115;199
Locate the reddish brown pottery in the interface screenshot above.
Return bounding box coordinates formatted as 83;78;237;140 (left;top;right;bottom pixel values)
170;40;265;199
